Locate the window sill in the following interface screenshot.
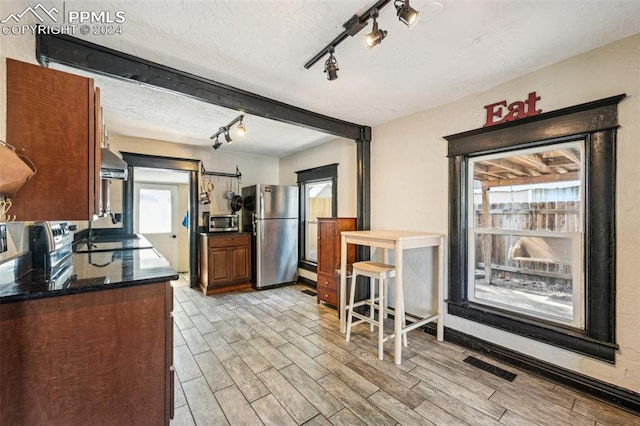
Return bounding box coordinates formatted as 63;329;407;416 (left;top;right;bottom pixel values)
448;301;617;363
298;260;317;273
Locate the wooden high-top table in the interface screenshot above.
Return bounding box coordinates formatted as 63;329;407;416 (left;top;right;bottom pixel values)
339;230;445;365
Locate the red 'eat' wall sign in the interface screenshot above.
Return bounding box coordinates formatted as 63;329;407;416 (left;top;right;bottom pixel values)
483;91;542;127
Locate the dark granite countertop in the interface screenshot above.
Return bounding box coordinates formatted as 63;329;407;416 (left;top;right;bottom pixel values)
0;239;178;304
199;231;250;236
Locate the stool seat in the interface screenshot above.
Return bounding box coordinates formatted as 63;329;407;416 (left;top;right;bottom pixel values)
345;261;405;360
352;261;396;277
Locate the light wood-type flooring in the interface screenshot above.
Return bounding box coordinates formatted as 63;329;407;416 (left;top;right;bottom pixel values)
168;283;639;426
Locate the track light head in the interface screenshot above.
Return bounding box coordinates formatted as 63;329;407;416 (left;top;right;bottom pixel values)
363;10;387;50
212;136;222;150
236;118;247;136
224;129;232;143
324;47;339;81
395;0;420;29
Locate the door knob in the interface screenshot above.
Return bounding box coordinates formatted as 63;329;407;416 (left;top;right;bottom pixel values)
170;234;177;239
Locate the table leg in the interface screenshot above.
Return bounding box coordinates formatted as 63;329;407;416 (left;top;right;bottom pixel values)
340;235;347;334
394;241;404;365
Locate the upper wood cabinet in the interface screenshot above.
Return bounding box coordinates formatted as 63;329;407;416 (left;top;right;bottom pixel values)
6;58;101;221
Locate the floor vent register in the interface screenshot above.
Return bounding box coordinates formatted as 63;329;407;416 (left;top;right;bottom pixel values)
463;356;517;381
301;289;317;297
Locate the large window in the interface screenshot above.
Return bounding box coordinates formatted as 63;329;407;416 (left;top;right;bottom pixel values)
296;164;338;270
445;94;624;362
468;142;584;328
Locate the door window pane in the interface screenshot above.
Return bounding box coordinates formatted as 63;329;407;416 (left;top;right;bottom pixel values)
468;142;584;327
305;180;333;262
139;188;172;233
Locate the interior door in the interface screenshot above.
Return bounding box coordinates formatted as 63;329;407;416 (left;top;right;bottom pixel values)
134;183;179;269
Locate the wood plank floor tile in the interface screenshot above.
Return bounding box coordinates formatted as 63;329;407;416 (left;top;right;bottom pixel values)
301;414;332;426
279;364;344;418
556;385;640;425
411;366;505;420
346;358;425;409
304;333;355;364
230;340;272;374
499;410;539;426
215;320;245;343
263;315;289;332
328;408;367;426
412;381;503;426
278;343;329;380
247;337;293;370
251;393;297;426
198;305;224;323
315;353;379;398
256;367;319;424
280;316;314;336
214;385;263;426
279;328;325;357
170;404;195;426
283;310;318;328
317;374;396;426
221;356;270;402
181;327;210;355
490;390;595;426
189;314;216;335
194;351;234;392
368;390;435;426
414;398;471;426
174;324;186;347
409;353;496;398
174;380;186;408
173;344;202;383
173;310;195;331
180;300;201;316
181;376;229;426
213;305;239;320
203;331;237;362
250;323;288;347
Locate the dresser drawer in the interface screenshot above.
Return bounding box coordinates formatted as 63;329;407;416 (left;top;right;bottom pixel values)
208;233;250;248
317;272;337;291
317;288;337;306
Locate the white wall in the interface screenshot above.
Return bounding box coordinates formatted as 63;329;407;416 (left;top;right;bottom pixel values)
371;33;640;393
279;137;357;217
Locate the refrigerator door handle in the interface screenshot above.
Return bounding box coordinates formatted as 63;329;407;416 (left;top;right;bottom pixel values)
252;213;257;236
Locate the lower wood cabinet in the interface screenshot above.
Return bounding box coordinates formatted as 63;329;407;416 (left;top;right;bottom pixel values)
0;282;174;425
200;233;251;295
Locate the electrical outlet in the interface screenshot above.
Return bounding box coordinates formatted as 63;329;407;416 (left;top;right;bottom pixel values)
0;224;7;254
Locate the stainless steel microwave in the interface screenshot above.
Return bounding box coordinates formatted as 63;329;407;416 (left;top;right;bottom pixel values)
209;214;239;233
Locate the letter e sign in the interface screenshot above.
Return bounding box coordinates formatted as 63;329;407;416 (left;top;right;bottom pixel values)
483;92;542;127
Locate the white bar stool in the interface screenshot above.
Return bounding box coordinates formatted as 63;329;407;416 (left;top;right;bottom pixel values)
345;261;406;360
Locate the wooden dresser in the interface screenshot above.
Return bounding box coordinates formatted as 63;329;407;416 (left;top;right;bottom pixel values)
199;233;251;295
316;217;356;307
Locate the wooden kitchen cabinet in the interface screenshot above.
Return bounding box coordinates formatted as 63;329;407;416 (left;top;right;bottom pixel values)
199;233;251;295
0;282;174;425
317;217;356;307
6;58;101;220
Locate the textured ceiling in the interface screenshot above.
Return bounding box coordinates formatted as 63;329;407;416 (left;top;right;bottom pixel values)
34;0;640;157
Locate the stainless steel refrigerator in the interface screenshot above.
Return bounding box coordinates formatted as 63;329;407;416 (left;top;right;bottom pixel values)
242;184;298;289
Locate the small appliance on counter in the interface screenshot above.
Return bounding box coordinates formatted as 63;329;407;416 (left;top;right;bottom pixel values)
208;214;239;233
31;221;74;289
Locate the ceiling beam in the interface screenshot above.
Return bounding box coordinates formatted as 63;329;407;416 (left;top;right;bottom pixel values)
481;171;579;188
35;33;369;141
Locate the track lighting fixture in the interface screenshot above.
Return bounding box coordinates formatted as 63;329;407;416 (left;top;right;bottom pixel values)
324;47;339;80
304;0;424;79
395;0;420;29
210;114;246;150
363;9;386;50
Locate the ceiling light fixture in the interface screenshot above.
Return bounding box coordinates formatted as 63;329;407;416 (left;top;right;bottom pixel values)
363;9;387;50
304;0;421;79
210;114;246;149
324;46;339;80
395;0;420;29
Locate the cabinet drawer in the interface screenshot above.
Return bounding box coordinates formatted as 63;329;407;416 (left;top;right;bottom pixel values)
317;272;337;291
317;288;337;306
208;234;250;248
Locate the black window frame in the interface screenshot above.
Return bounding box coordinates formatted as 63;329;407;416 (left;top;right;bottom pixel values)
444;94;625;363
296;164;338;272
